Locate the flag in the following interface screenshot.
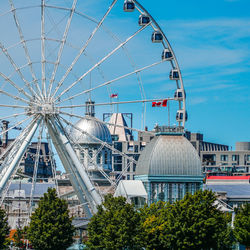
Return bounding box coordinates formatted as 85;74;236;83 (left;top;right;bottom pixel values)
162;99;168;107
110;93;118;98
152;99;168;107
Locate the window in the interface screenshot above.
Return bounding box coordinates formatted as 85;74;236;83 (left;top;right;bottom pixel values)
80;153;84;162
220;155;228;161
247;155;250;161
114;142;122;151
97;153;101;164
133;163;136;172
232;155;239;161
89;149;93;158
104;151;108;164
111;135;119;141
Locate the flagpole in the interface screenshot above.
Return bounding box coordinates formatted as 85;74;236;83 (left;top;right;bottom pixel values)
168;101;170;126
116;95;119;113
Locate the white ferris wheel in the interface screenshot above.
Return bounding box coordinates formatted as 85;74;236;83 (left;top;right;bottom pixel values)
0;0;187;218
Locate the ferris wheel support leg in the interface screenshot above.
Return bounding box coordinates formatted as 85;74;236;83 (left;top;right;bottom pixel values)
0;118;41;196
47;117;102;215
46;120;92;218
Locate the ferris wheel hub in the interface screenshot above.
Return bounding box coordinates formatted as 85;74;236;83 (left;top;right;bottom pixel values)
26;100;59;117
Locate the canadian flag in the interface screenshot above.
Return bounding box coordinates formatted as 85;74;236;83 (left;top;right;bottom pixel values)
152;99;168;107
110;93;118;98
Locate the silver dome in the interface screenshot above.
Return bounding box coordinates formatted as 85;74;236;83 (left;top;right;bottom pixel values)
136;134;202;176
71;116;112;144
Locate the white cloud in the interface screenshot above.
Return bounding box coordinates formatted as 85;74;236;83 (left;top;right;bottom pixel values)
159;18;250;71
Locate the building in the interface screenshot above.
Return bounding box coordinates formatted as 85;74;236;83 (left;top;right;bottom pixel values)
70;100;113;189
204;176;250;207
106;114;250;179
135;127;203;204
0;120;53;179
4;182;55;229
201;142;250;175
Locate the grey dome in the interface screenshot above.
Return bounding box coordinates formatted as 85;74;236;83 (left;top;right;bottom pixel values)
71;116;112;144
136;134;202;176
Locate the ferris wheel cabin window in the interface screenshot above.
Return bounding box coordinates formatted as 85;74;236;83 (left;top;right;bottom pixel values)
123;1;135;12
139;15;150;26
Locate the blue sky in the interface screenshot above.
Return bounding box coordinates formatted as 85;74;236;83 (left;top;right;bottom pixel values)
141;0;250;147
0;0;249;149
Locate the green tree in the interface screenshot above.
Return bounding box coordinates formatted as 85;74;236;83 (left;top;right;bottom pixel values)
86;194;142;249
140;190;234;250
27;188;75;250
0;208;10;249
234;203;250;248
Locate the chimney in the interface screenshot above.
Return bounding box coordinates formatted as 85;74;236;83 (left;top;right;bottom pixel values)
2;120;9;148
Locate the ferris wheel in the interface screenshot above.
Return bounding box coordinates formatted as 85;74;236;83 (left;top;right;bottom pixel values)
0;0;187;218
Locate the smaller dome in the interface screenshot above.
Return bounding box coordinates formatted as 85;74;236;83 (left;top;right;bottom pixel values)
71;116;112;144
136;134;202;176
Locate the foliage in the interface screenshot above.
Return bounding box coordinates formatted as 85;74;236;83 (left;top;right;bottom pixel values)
27;188;75;250
139;190;234;250
13;227;25;249
86;194;142;249
234;203;250;247
0;208;10;249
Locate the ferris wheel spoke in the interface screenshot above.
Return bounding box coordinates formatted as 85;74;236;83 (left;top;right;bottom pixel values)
28;120;44;218
47;0;78;98
0;112;26;122
57;60;162;104
50;0;118;100
0;104;28;108
0;43;38;99
0;71;33;102
54;23;150;102
8;0;43;100
41;0;46;99
0;116;32;138
0;89;31;105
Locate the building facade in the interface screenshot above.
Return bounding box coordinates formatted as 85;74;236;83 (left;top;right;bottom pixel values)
0;120;53;179
135;129;203;204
